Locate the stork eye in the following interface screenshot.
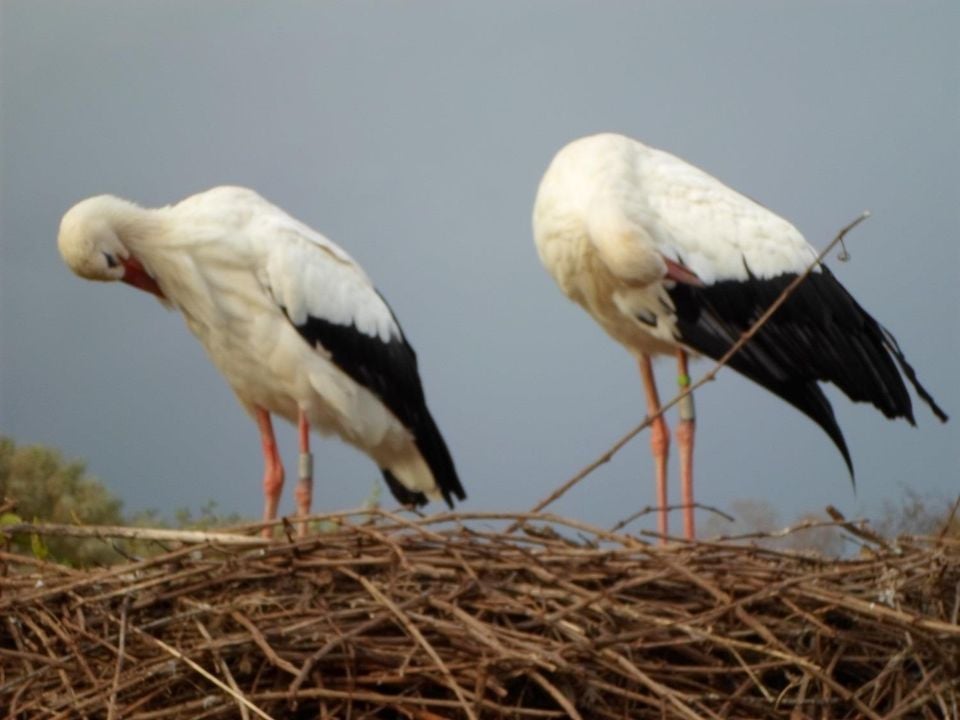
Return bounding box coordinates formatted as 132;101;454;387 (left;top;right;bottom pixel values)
103;252;119;269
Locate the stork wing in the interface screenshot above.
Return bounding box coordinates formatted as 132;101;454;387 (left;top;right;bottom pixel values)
612;144;820;285
261;230;464;506
600;140;946;474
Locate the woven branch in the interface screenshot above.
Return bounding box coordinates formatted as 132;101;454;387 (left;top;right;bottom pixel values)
1;510;957;719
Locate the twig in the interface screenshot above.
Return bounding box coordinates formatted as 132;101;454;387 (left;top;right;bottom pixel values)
517;211;871;527
826;506;891;549
230;611;299;676
0;522;269;546
288;608;400;696
106;595;129;720
609;502;736;533
195;617;250;720
122;615;277;720
936;495;960;543
340;567;479;720
529;671;583;720
801;586;960;637
708;517;855;544
599;647;712;720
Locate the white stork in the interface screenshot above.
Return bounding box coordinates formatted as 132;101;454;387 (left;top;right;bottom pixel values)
533;133;947;541
58;186;465;536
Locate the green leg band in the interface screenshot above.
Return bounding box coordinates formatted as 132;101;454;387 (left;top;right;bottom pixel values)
678;374;695;422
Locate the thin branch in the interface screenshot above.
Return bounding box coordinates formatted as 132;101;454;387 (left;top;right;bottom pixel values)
529;671;584;720
936;494;960;543
609;502;736;533
340;567;479;720
0;522;269;546
122;615;277;720
195;617;250;720
826;506;891;549
230;611;299;677
105;596;129;720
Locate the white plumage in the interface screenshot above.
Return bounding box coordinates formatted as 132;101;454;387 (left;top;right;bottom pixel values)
534;133;946;541
59;186;464;535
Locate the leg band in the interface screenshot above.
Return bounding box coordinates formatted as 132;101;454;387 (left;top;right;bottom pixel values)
299;452;313;482
677;374;696;422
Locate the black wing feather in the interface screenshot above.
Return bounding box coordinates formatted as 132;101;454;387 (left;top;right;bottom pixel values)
668;266;947;480
284;298;465;508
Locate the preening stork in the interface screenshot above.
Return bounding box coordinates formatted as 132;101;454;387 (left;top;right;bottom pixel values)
533;133;947;541
58;186;465;536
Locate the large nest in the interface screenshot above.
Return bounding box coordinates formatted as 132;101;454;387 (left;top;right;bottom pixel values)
1;510;958;719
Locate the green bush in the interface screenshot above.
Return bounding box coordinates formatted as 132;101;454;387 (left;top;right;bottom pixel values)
1;437;253;566
0;436;124;566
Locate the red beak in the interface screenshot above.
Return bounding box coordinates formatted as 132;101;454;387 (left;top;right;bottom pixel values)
121;257;166;299
662;256;704;287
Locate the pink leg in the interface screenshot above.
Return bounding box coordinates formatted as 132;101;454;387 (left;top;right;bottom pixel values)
638;355;670;543
255;407;284;539
295;408;313;538
676;350;696;540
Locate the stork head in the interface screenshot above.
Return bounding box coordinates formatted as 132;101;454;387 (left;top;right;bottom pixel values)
58;195;166;299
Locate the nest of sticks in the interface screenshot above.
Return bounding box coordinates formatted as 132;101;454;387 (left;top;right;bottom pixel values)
1;510;958;719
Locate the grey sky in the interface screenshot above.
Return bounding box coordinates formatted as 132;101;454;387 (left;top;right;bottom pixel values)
1;1;957;534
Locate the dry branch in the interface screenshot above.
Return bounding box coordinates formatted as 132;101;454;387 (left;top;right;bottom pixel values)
1;522;269;546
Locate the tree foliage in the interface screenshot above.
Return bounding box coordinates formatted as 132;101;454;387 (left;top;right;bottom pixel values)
874;487;960;540
0;436;124;566
702;499;844;555
705;488;959;557
1;437;253;566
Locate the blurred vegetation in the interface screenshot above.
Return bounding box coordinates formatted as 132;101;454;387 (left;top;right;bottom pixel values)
1;436;124;566
874;486;960;540
702;499;845;556
127;500;248;532
704;488;959;556
1;436;249;567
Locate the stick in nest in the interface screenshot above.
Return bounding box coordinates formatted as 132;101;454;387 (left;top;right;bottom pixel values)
118;611;277;720
105;595;129;720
